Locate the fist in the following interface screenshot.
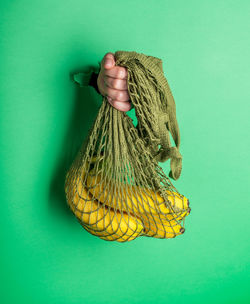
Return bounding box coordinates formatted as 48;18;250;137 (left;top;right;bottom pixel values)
97;52;132;112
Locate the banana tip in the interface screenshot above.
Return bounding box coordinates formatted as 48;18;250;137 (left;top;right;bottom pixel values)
180;227;185;234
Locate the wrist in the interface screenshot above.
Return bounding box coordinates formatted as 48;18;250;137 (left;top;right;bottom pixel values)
89;72;101;94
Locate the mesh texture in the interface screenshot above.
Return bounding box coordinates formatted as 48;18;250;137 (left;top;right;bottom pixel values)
64;50;191;242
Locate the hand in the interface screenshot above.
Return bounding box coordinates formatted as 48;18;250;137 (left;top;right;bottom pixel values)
97;52;132;112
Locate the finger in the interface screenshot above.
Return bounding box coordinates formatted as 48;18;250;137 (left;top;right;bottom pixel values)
104;75;128;90
101;52;115;70
106;86;130;102
107;97;131;112
104;66;128;79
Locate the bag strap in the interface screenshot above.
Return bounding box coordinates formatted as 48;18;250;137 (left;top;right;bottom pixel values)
115;51;183;180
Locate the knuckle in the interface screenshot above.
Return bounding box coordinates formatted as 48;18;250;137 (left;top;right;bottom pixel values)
116;91;124;100
112;78;120;88
118;68;125;79
114;101;131;112
112;101;120;109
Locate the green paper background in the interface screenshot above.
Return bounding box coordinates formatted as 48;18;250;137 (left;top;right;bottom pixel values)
0;0;249;303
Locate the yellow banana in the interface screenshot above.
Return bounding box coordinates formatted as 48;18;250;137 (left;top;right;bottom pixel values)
84;161;190;239
83;214;144;242
65;173;144;242
65;154;190;241
86;172;190;216
143;216;185;238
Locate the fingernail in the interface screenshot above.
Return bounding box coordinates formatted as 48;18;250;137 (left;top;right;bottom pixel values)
105;59;113;67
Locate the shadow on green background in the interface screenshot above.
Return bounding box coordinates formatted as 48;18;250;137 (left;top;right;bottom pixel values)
49;68;99;219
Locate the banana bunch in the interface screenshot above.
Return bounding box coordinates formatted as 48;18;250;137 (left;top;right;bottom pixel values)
65;156;191;242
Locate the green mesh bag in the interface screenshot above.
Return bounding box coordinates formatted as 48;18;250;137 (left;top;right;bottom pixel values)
64;50;191;242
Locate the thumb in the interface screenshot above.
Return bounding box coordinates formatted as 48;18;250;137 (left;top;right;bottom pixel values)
103;52;115;69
